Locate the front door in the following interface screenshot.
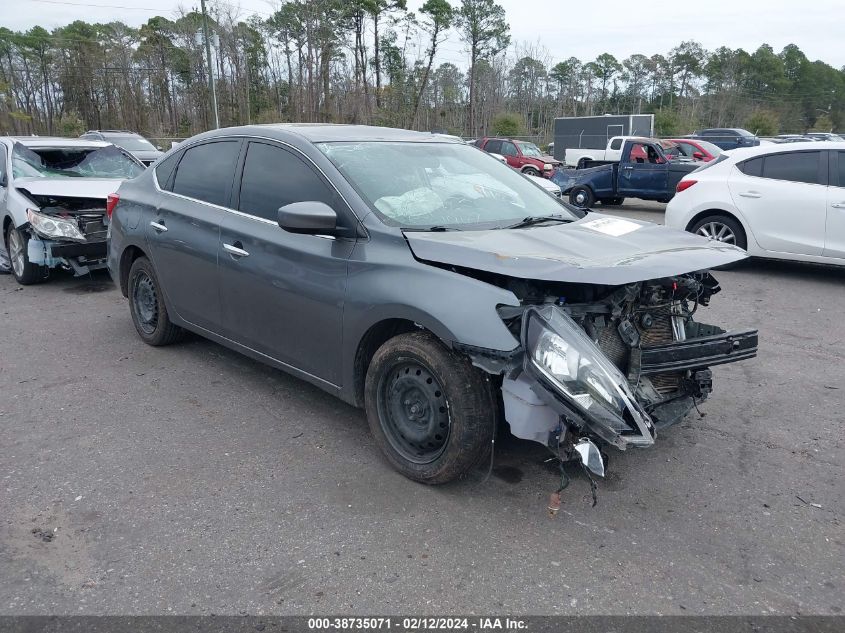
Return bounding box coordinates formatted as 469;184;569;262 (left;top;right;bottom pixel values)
617;142;668;198
146;139;242;331
217;140;355;385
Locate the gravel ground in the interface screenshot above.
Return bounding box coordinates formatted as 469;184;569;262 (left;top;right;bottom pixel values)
1;201;843;615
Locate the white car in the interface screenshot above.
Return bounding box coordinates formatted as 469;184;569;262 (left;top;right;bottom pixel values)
665;142;845;266
0;137;145;283
489;153;562;197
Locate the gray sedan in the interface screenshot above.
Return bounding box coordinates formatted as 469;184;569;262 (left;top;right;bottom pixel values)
107;124;757;490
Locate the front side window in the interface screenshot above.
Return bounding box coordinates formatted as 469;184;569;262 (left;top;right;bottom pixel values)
11;143;144;179
318;141;577;229
500;141;518;157
171;140;240;207
237;142;336;221
0;145;7;184
761;152;821;185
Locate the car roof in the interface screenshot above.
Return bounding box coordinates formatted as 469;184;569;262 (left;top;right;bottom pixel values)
209;124;461;144
725;140;845;160
2;136;112;148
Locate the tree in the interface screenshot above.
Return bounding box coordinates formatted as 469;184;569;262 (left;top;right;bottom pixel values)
591;53;622;108
411;0;453;126
491;111;521;136
456;0;510;135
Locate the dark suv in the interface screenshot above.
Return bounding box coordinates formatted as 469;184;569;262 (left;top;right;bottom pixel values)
687;128;760;150
80;130;163;166
107;124;756;491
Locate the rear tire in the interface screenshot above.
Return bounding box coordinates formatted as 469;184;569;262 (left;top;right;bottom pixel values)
577;158;588;170
5;226;47;285
689;214;747;250
364;331;496;484
569;186;595;208
127;256;184;346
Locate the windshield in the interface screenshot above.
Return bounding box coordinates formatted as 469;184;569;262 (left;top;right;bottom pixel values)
318;142;577;229
106;135;158;152
12;143;144;179
515;141;543;157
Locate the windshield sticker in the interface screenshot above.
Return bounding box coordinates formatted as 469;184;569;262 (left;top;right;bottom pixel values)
581;217;641;237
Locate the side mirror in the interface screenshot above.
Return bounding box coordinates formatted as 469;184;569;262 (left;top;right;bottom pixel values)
278;201;338;235
693;151;704;160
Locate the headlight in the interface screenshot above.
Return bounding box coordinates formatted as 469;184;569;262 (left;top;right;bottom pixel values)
543;163;554;171
27;208;86;242
524;306;654;447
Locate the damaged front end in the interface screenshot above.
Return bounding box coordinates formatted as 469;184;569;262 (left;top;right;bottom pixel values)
467;272;757;464
21;195;109;275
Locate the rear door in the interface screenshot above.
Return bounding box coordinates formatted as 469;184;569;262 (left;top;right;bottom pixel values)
824;150;845;258
617;142;669;198
728;150;827;255
217;140;355;384
146;139;242;331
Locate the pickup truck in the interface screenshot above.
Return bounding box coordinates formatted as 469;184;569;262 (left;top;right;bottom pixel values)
551;138;701;208
564;135;640;168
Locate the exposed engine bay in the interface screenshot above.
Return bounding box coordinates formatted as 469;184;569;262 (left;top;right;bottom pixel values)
19;191;109;276
456;269;758;473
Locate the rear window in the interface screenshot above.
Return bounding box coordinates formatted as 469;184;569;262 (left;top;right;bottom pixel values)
171;140;240;207
12;143;143;179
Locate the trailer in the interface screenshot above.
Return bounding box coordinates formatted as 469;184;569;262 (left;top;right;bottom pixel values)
552;114;654;162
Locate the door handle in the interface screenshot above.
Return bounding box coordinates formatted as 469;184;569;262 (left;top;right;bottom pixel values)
738;192;762;198
832;202;845;209
223;242;249;258
623;165;633;170
150;220;167;232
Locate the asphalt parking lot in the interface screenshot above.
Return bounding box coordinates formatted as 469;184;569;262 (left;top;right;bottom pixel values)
1;201;843;616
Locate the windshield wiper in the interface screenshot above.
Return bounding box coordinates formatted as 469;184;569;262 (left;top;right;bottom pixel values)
404;225;461;232
500;215;572;230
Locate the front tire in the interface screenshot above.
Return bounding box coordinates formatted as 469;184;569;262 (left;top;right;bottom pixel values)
690;214;747;250
522;166;541;177
127;256;184;346
364;331;496;484
569;186;595;208
5;226;47;285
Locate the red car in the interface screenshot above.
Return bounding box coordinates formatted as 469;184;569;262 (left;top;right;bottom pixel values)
668;138;722;162
474;137;561;178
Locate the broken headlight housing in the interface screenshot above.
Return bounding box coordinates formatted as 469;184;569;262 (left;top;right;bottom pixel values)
523;305;655;448
27;208;86;242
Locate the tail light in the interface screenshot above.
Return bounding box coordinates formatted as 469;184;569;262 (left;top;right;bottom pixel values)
676;180;697;193
106;193;120;219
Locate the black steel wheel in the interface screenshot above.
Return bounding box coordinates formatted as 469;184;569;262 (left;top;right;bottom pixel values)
377;360;451;464
569;186;595;208
364;331;496;484
127;256;184;346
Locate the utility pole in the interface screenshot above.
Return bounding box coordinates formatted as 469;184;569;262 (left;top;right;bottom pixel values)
200;0;219;129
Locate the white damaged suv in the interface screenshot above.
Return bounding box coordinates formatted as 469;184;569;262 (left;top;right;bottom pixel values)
0;137;144;284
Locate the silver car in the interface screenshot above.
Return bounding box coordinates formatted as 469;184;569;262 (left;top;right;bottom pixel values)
0;137;145;284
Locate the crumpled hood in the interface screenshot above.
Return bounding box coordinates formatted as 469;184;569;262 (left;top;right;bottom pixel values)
404;213;747;285
16;178;122;202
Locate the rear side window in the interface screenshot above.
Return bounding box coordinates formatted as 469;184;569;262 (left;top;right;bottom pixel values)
171;140;240;206
237;142;336;222
484;139;502;153
738;157;763;177
609;138;623;150
154;152;180;190
761;152;821;185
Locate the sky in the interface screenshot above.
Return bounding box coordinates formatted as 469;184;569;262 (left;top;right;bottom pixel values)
8;0;845;69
